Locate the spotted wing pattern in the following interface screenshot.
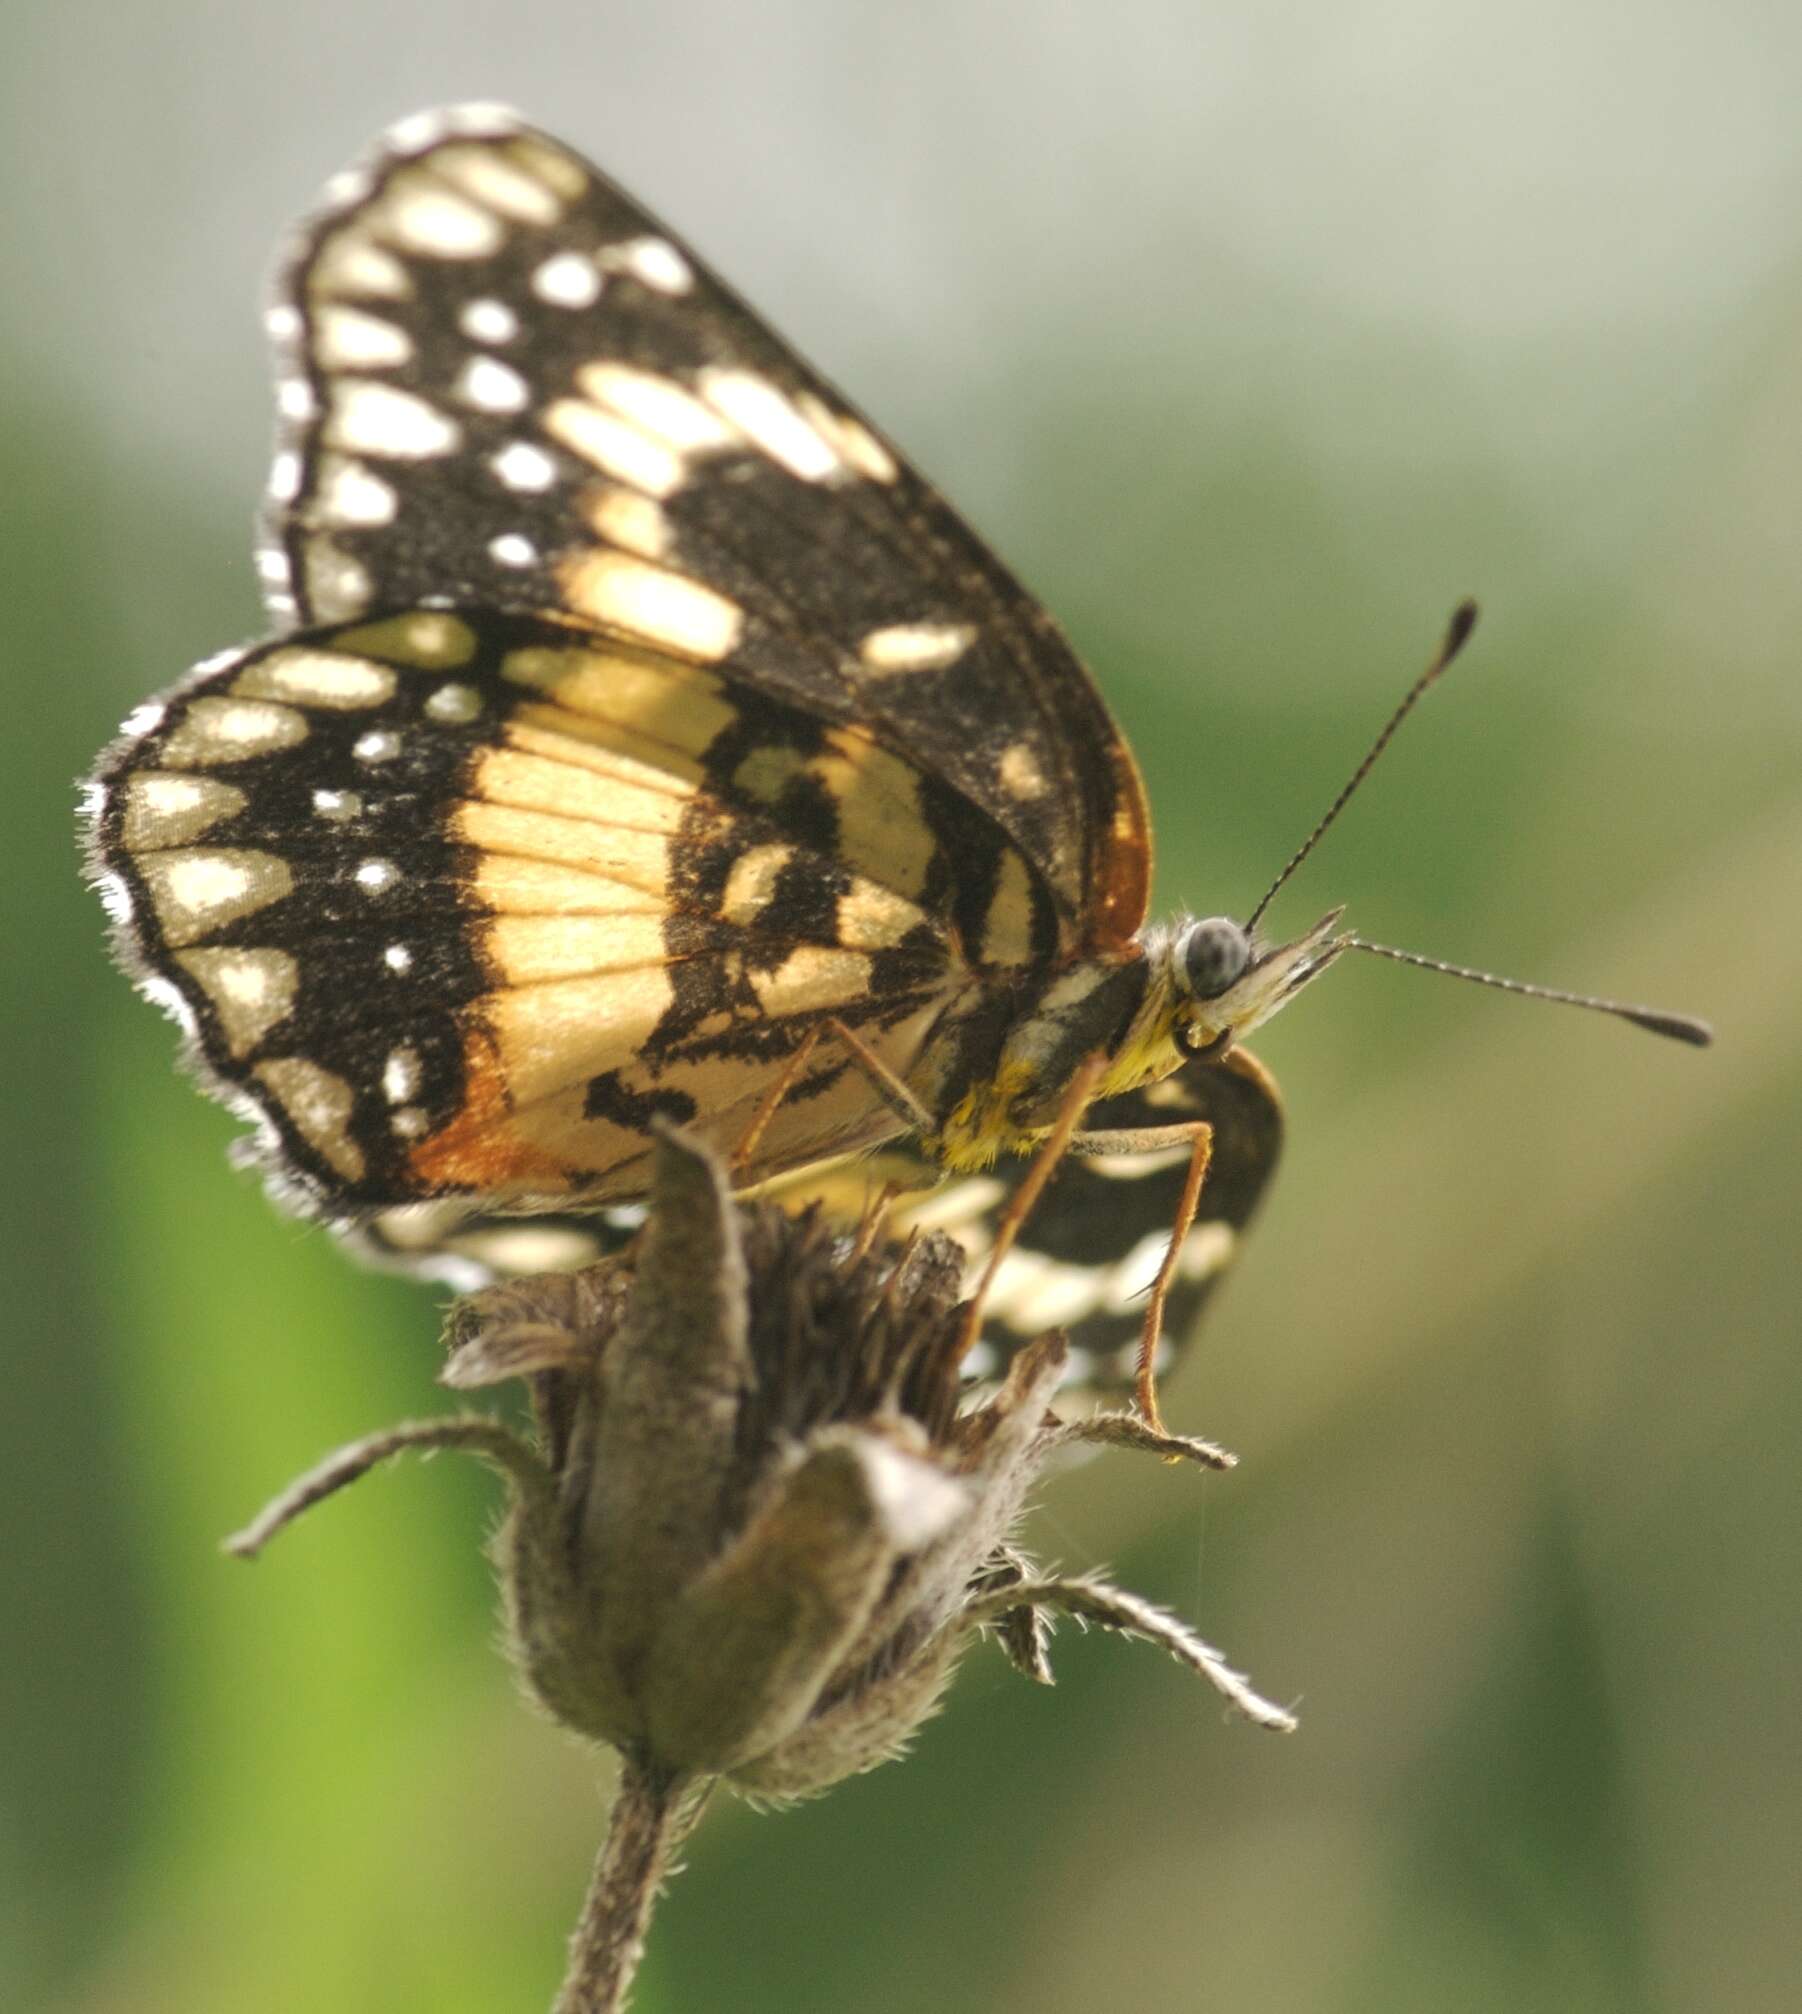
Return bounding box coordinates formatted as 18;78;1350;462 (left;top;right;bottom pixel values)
86;106;1162;1222
264;106;1149;948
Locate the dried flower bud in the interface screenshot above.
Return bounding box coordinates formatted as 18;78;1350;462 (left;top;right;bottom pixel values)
227;1123;1291;2005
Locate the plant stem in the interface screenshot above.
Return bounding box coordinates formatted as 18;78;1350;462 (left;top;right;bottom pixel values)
553;1755;692;2013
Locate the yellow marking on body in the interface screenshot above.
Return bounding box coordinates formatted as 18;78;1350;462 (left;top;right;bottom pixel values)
978;849;1037;968
470;745;688;836
857;622;974;675
929;1058;1041;1172
588;486;673;560
175;947;297;1056
555;553;745;663
998;741;1049;800
255;1057;366;1180
747;945;874;1017
719;843;793;925
456;800;671;899
544;398;684;496
121;773;247;851
482;913;672;984
697;369;842;481
807;727;938;901
502;642;738;754
427;143;565;225
141;849;294;948
233;649;396;710
577;364;737;452
471;853;666;917
159;697;309;768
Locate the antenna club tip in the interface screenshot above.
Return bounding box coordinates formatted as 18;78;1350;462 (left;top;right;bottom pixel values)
1445;598;1479;657
1637;1011;1714;1048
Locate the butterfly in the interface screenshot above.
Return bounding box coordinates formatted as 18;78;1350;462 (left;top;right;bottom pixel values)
89;108;1702;1404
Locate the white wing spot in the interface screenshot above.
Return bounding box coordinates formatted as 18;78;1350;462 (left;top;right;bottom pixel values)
382;1044;422;1103
544;398;682;497
391;1106;430;1140
858;623;975;674
380;180;504;258
617;236;694;294
560;553;744;662
428;145;563;226
312;788;363;822
998;741;1049;800
488;532;538;567
316;457;398;527
697;369;841;481
459;297;520;344
356;857;400;893
532;252;602;308
588;488;671;560
795;393;900;483
142;849;294;947
264;304;302;342
491;440;558;492
254;1057;365;1181
311;232;410;300
457;354;529;413
425;682;483;723
327;380;461;458
383;943;415;975
354;729;403;763
267;450;301;502
577;364;737;452
234;649;396;709
314;306;414;369
159;698;308;767
301;543;373;620
256;549;293;587
276;378;316;421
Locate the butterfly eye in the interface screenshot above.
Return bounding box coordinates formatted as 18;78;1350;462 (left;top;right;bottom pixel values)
1178;916;1251;1000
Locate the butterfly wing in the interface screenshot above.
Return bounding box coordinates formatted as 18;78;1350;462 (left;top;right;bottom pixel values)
88;108;1161;1225
267;107;1149;951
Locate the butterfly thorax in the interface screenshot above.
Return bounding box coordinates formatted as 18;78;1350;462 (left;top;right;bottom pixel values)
920;908;1345;1173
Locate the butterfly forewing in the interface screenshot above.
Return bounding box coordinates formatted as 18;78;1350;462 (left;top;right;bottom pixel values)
268;108;1148;945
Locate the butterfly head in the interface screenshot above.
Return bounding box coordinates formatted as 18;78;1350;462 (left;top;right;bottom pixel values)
1165;906;1346;1060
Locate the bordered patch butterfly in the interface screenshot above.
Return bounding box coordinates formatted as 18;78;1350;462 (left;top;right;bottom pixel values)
84;108;1709;1413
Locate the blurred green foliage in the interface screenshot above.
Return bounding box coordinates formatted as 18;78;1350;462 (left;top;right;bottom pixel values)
6;7;1799;2011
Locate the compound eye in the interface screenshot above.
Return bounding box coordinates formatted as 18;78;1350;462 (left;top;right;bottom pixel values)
1180;916;1251;999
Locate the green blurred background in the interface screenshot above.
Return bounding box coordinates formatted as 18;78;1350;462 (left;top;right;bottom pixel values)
6;3;1799;2009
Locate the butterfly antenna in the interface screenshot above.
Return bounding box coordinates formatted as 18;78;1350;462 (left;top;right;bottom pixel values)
1245;598;1478;934
1342;939;1713;1045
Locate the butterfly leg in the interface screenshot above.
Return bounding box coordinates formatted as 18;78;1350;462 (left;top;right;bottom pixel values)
1134;1122;1215;1433
730;1023;828;1175
952;1053;1107;1365
824;1017;936;1131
